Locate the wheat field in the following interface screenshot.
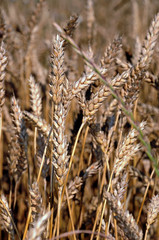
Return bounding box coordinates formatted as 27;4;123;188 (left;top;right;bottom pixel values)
0;0;159;239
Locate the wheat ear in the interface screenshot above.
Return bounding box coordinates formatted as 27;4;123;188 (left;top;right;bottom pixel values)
103;191;143;240
138;12;159;70
114;121;145;176
50;35;68;237
0;41;7;115
144;194;159;240
29;182;44;226
11;97;28;180
27;211;51;240
0;194;18;240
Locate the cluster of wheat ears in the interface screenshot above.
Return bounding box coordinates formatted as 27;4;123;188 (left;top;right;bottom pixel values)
1;0;159;239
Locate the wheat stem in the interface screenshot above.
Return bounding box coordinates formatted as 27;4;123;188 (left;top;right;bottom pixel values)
65;187;76;240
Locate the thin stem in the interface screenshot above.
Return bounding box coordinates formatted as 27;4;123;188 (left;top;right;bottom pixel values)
22;208;31;240
57;188;62;237
51;229;109;239
78;125;89;175
144;225;150;240
34;127;37;156
65;187;77;240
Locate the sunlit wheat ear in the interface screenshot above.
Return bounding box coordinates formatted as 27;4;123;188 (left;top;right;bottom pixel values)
0;41;7;115
146;195;159;232
138;12;159;70
67;67;107;103
27;211;51;240
143;194;159;240
28;75;42;117
103;191;143;240
52;103;68;188
50;34;68;237
114;121;145;177
0;194;14;240
49;34;65;105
